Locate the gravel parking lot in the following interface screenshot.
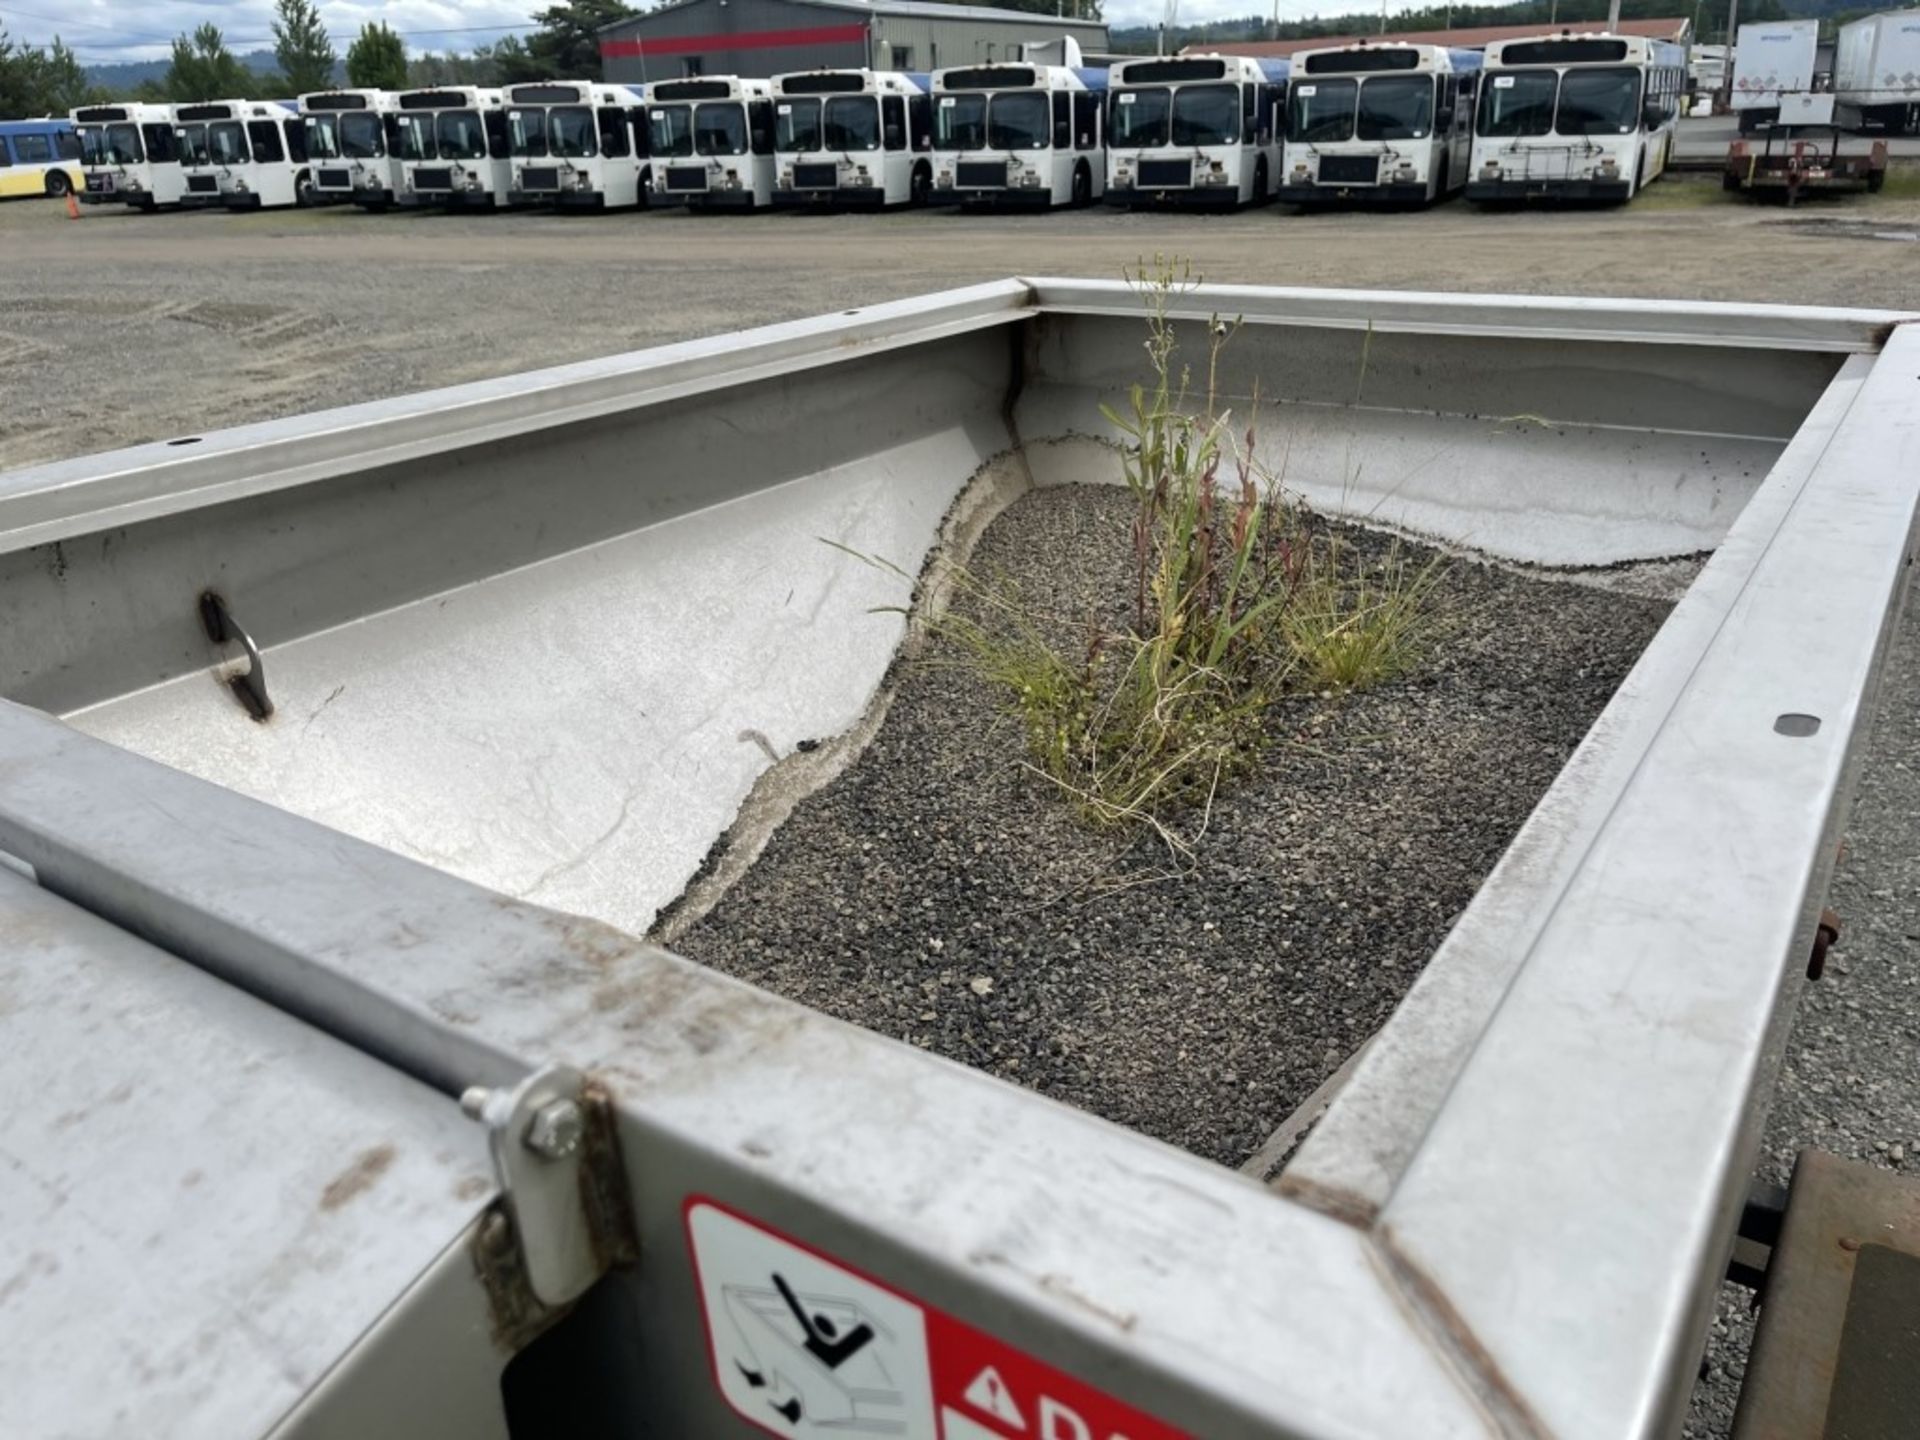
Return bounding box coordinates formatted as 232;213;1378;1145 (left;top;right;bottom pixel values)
6;176;1920;1434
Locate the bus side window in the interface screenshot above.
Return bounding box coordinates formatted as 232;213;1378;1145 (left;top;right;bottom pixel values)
143;124;176;162
486;109;510;160
283;119;307;162
57;130;81;160
631;109;650;157
598;107;630;157
248;121;285;164
1073;90;1095;149
1242;81;1256;128
0;140;12;167
882;94;905;150
910;93;931;149
12;133;51;163
1051;90;1070;149
749;100;773;156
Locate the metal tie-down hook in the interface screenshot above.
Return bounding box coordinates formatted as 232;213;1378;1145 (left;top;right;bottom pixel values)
199;591;273;721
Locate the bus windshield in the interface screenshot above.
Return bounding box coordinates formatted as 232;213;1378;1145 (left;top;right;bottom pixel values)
934;93;986;149
304;114;342;159
508;108;548;156
341;112;384;158
80;124;144;165
1356;74;1433;140
776;99;821;152
395;114;437;160
1110;88;1169;147
177;123;209;165
694;102;747;156
1171;84;1239;145
649;105;693;156
824;95;879;151
987;91;1049;150
1287;78;1356;142
1556;67;1641;134
1476;71;1557;136
550;106;596;157
437;110;489;160
208;121;249;165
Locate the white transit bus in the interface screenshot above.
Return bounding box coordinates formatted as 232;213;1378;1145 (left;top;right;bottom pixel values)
71;103;185;209
646;76;776;211
299;90;401;208
1104;54;1288;209
770;69;933;208
929;56;1108;208
395;88;512;209
171;100;311;209
504;82;647;210
1280;43;1480;206
1467;32;1686;203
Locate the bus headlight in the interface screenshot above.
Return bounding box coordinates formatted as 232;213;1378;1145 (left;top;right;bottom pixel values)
124;176;143;191
234;179;250;192
1394;163;1417;182
574;172;593;191
778;170;792;189
1115;165;1131;183
724;170;742;190
936;170;953;188
1598;156;1620;176
1481;159;1501;175
1201;164;1230;185
1019;170;1040;188
466;173;482;191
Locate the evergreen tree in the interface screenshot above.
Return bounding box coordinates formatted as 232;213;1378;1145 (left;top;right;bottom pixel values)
164;24;252;102
526;0;637;80
345;22;408;90
272;0;337;95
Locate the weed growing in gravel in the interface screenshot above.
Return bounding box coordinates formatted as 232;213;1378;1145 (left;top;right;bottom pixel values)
844;259;1439;853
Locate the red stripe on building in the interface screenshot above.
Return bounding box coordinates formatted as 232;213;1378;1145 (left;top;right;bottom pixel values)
601;23;868;59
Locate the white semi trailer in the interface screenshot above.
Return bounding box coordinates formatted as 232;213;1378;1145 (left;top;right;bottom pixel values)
1834;8;1920;134
1;283;1918;1440
1731;19;1820;132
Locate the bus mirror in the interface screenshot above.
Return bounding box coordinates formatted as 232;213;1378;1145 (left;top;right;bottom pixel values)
885;123;904;149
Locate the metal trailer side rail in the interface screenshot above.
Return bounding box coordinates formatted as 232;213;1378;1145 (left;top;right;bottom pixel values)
0;287;1916;1439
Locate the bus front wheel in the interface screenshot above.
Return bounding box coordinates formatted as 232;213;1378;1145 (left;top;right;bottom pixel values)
911;163;931;206
1253;156;1269;203
1071;161;1091;207
44;170;71;198
295;171;313;207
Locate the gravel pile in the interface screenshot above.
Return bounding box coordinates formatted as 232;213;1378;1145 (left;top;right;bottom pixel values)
674;483;1673;1166
1685;599;1920;1436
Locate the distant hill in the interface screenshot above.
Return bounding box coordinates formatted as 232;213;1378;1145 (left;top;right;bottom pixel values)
82;51;347;94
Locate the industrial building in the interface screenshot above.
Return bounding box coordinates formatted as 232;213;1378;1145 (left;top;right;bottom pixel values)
599;0;1109;83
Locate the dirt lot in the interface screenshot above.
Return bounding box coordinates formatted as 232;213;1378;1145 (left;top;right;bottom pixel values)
3;172;1918;468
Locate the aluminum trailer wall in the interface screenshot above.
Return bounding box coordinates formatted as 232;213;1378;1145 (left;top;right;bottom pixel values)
1;284;1916;1440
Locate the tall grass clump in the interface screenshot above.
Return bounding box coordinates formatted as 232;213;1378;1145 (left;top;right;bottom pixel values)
884;259;1439;852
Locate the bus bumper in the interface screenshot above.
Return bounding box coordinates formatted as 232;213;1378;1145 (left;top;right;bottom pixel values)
1465;178;1632;203
222;194;264;211
928;187;1054;209
685;190;759;210
1282;181;1430;206
442;190;499;210
1105;184;1241;210
772;185;886;209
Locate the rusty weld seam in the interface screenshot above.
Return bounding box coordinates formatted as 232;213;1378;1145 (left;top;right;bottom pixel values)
1368;1224;1554;1440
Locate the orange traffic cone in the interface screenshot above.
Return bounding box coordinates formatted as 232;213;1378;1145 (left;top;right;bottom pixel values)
64;190;80;220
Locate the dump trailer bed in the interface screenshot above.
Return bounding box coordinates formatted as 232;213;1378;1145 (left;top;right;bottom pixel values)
1;283;1917;1440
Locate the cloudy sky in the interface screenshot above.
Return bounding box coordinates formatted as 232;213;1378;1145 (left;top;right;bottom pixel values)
0;0;1393;64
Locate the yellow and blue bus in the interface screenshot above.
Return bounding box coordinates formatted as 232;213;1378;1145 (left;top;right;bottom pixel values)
0;118;84;200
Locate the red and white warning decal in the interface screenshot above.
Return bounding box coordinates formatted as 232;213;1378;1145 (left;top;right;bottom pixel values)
686;1198;1189;1440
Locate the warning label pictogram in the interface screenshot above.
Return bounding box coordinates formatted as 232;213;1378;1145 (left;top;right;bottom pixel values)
686;1198;1189;1440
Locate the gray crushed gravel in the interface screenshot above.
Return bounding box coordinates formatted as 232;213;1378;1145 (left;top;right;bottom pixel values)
1684;592;1920;1437
674;483;1672;1165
